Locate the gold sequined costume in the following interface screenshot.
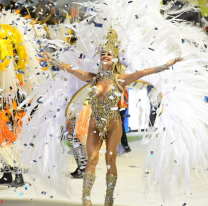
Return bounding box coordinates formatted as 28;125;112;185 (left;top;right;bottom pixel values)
89;71;123;140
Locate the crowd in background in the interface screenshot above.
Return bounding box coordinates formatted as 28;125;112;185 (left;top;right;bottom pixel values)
0;0;86;25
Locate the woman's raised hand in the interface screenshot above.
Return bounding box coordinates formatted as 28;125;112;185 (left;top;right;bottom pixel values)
42;52;52;63
166;57;183;67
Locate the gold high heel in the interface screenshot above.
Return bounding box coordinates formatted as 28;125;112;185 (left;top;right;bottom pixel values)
104;174;117;206
82;171;95;206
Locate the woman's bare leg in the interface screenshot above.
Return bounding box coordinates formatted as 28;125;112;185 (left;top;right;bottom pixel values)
105;120;122;175
85;121;103;174
104;120;122;206
82;120;103;206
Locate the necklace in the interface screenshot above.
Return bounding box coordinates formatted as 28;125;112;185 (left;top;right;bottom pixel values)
96;70;114;83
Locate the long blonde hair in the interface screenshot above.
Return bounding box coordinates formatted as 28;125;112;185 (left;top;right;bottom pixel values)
113;60;126;75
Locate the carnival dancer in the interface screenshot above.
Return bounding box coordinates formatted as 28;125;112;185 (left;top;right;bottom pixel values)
43;39;182;206
14;0;208;205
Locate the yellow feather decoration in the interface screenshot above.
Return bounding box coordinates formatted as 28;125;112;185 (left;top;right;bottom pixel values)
0;24;28;85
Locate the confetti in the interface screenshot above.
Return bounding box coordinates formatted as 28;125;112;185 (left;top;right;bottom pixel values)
91;131;96;135
72;67;79;70
118;79;125;83
111;107;118;111
93;21;103;28
112;58;118;62
99;149;106;154
25;184;29;190
171;140;177;144
17;69;24;74
29;143;34;147
150;151;153;157
204;96;208;103
19;192;23;197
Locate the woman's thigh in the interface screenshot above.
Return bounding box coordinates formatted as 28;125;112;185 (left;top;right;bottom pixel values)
86;119;103;159
105;119;122;161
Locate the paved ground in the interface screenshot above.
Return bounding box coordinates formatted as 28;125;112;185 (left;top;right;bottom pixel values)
0;140;208;206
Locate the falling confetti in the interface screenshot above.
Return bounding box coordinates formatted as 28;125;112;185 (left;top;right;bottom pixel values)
19;192;23;197
25;184;29;190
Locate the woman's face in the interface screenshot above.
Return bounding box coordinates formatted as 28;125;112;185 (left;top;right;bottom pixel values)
100;50;114;70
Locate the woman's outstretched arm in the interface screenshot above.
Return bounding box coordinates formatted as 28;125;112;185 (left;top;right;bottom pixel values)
43;52;96;82
59;62;96;82
119;57;182;87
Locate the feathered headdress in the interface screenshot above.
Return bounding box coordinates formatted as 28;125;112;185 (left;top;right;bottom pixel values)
100;20;129;57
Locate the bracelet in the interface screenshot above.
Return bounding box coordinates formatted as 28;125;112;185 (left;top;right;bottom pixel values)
155;64;169;73
50;59;63;68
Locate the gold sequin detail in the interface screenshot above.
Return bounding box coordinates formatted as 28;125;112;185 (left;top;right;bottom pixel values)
104;174;118;206
82;171;96;206
101;27;121;57
89;72;121;140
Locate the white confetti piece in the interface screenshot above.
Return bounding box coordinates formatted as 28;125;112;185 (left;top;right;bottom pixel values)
91;131;97;135
1;142;6;147
112;58;118;62
84;58;91;63
99;149;106;154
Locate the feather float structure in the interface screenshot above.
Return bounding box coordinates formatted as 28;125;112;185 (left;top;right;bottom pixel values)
14;0;208;200
0;10;46;99
0;10;46;172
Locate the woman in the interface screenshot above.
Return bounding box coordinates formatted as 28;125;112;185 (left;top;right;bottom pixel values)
44;47;182;205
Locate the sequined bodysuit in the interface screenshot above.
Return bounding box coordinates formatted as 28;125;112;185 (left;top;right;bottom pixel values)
89;71;123;140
